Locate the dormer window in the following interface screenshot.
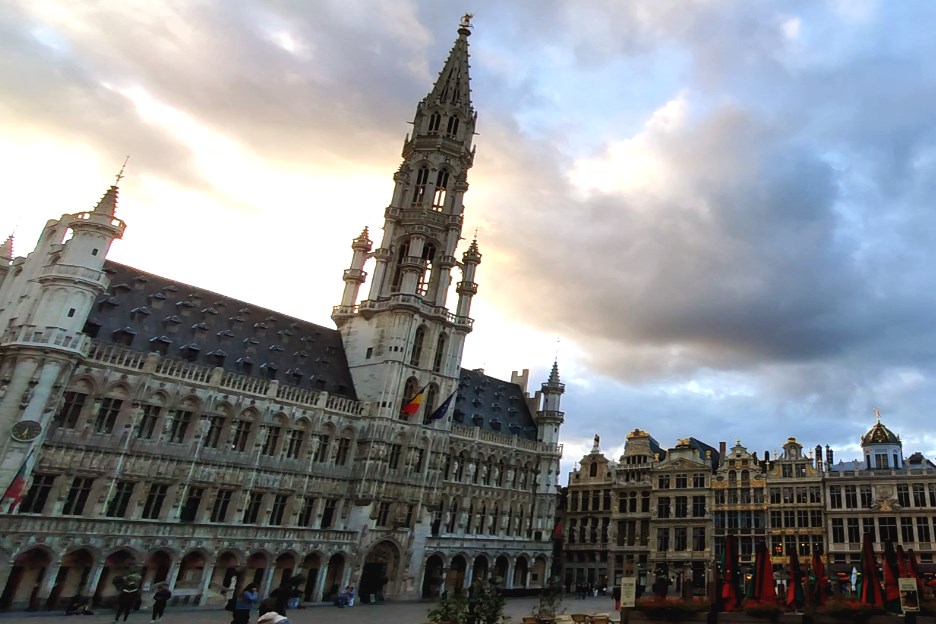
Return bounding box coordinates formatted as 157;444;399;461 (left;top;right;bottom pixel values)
112;327;137;347
149;336;171;355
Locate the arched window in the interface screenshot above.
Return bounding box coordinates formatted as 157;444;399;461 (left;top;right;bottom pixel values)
432;168;449;212
390;240;410;293
424;384;438;422
417;244;435;297
401;376;419;420
411;166;429;206
446;116;459;138
432;333;447;373
589;462;598;477
446;500;458;533
410;327;426;367
428;112;441;134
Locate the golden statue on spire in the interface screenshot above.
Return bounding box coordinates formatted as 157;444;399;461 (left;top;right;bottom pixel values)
460;13;474;29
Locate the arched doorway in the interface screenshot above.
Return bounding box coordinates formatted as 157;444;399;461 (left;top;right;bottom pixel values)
513;557;529;589
0;547;51;611
494;555;510;586
322;554;345;602
272;553;296;590
300;553;322;601
94;549;138;606
210;551;240;594
245;553;268;588
144;550;172;586
359;541;400;603
177;551;206;589
472;556;489;586
421;555;445;599
532;556;548;588
447;555;467;596
53;549;95;610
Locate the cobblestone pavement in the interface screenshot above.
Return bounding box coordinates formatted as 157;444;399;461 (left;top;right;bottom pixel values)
0;596;622;623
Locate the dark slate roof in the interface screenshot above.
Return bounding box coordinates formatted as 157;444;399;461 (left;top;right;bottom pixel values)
86;261;358;400
689;437;720;471
646;436;666;461
454;368;538;441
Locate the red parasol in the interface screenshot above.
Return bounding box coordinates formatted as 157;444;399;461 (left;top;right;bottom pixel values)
721;535;743;611
896;544;910;578
812;550;828;606
907;549;926;594
750;541;776;602
786;548;805;609
882;541;900;605
859;533;884;606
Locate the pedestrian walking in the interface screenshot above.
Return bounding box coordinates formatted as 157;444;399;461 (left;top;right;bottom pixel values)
231;583;258;624
151;583;171;622
257;612;289;624
115;580;140;622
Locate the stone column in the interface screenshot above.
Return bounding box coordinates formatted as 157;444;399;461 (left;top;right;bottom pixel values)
82;558;105;599
313;562;330;602
462;556;474;593
165;559;181;591
196;561;216;607
0;561;15;605
259;564;275;598
36;557;64;602
504;559;515;589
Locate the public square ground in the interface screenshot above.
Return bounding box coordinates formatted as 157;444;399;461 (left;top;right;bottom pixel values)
0;596;622;623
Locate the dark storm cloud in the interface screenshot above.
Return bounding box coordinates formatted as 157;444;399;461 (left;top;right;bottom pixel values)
460;2;936;456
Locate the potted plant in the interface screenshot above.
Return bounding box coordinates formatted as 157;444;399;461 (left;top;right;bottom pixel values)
532;576;564;623
428;593;468;624
812;598;887;623
466;576;508;624
742;599;784;622
631;595;710;622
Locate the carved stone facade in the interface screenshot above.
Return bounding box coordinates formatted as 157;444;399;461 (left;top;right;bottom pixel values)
0;20;562;612
561;421;936;597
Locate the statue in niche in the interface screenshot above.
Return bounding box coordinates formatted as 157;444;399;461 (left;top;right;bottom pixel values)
480;464;489;482
491;465;500;484
308;436;321;459
506;467;515;485
451;459;459;479
466;462;476;479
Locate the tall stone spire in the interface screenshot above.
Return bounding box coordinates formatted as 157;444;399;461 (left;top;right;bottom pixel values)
426;14;474;112
333;16;482;418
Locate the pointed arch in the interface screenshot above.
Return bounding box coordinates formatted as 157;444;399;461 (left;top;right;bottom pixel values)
423;383;438;423
390;239;411;293
410;326;427;367
432;332;447;373
417;244;436;297
411;166;430;206
428;112;441;135
432;168;449;211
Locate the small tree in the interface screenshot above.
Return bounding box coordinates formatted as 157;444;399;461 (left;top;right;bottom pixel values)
466;576;508;624
428;593;468;624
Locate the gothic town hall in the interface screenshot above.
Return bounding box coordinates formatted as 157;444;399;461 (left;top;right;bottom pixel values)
0;20;564;611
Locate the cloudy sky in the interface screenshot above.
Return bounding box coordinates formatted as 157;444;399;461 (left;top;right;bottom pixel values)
3;0;936;478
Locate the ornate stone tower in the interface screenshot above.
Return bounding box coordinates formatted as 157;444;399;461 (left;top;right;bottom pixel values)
0;185;125;496
332;16;479;421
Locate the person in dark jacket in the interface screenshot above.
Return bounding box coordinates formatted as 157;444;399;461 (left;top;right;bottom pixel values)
151;584;171;621
231;583;258;624
114;581;140;622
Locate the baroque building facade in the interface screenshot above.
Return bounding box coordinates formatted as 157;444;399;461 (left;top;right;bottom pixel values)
0;19;563;611
561;419;936;597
